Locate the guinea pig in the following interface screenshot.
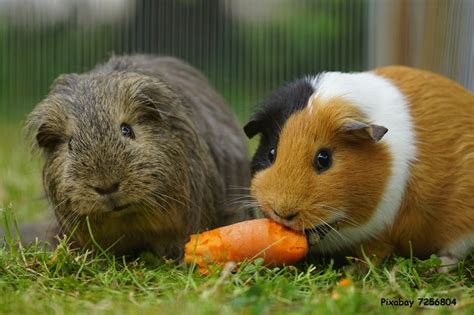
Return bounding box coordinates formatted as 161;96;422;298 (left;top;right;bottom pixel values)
26;55;250;257
244;66;474;270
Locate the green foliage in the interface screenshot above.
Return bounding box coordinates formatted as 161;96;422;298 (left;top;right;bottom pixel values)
0;123;47;221
1;124;473;314
1;218;473;314
0;0;368;123
0;22;119;121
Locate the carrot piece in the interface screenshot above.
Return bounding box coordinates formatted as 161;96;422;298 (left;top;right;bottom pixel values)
184;218;308;272
337;278;351;287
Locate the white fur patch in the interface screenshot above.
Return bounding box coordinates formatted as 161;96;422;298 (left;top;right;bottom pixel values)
306;71;417;254
436;233;474;272
439;233;474;259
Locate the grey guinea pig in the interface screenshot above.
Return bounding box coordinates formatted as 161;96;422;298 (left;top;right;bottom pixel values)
26;55;250;257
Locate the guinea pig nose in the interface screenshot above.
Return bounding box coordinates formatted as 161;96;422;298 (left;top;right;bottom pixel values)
93;182;120;195
273;209;298;221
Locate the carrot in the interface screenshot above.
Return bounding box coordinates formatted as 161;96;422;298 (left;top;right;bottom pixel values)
184;218;308;273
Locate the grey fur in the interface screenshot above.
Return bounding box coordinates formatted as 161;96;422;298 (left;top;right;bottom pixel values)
24;55;250;257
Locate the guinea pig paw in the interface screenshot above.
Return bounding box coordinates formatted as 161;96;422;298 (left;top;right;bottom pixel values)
305;219;341;246
437;255;459;273
306;231;320;246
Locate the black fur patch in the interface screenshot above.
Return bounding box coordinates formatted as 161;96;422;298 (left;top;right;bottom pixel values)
244;78;316;174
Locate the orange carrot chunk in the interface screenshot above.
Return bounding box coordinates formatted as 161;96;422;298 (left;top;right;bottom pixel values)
184;218;308;272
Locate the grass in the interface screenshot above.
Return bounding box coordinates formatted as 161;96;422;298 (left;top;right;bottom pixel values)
1;121;473;315
0;121;48;222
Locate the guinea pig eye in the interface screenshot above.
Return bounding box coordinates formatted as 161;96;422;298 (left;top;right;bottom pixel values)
268;148;276;163
120;123;135;139
314;149;332;173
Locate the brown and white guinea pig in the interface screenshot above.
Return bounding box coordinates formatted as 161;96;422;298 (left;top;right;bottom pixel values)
26;55;250;257
244;66;474;269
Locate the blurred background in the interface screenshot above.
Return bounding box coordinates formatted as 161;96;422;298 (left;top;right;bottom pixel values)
0;0;473;220
1;0;472;123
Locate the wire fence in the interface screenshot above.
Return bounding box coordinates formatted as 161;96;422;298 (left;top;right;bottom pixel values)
0;0;472;124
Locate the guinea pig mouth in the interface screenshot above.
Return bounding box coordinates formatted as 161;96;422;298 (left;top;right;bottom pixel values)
103;197;130;212
305;220;340;246
111;204;130;212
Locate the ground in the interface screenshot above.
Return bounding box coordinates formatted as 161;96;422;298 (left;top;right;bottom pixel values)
0;122;473;315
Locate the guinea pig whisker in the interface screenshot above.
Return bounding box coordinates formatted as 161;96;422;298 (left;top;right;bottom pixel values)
150;191;184;208
304;224;325;246
228;200;251;207
50;198;68;213
313;204;360;228
60;211;76;232
224;194;256;206
139;202;162;225
313;204;344;215
234;204;258;214
143;195;173;216
62;208;86;240
231;198;259;208
225;197;254;205
161;190;203;210
137;199;181;233
57;200;86;222
318;218;352;247
55;203;78;234
235;203;258;210
302;210;348;248
146;188;197;213
231;200;260;219
337;217;360;229
228;202;254;209
224;199;256;208
225;193;253;199
144;191;214;227
52;203;74;232
226;190;253;195
136;203;159;231
147;193;173;210
147;197;175;216
226;185;253;190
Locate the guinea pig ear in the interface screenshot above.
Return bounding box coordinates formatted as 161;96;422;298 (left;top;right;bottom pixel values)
243;119;261;139
136;93;166;118
26;98;66;151
35;123;62;149
343;119;388;142
131;81;177;120
49;73;79;94
52;73;78;87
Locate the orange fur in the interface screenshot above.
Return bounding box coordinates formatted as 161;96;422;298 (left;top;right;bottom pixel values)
252;98;391;234
252;66;474;260
375;66;474;258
